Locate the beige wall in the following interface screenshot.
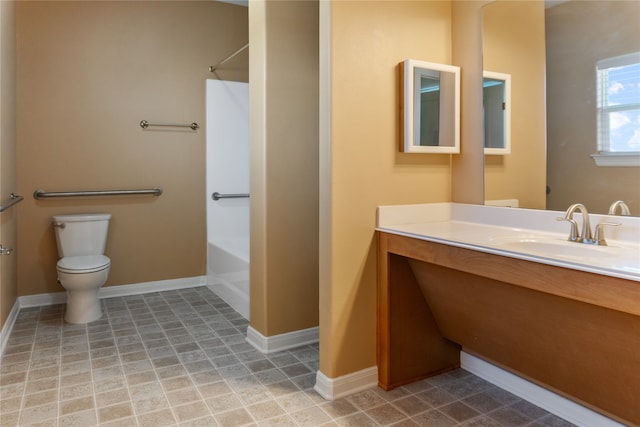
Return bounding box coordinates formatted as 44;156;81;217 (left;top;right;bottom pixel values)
546;0;640;214
16;1;248;296
321;0;454;378
483;0;546;210
451;1;488;205
1;0;18;330
249;1;319;336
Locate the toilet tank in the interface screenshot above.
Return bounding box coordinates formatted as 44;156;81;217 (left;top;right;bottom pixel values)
52;213;111;258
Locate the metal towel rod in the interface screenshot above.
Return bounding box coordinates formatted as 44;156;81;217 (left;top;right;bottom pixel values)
209;43;249;73
140;120;199;131
212;192;249;201
34;188;163;200
0;193;24;213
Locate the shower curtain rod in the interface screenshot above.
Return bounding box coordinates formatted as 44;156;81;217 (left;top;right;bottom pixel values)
209;43;249;73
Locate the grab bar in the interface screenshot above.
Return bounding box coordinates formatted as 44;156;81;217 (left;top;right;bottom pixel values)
212;192;249;201
140;120;199;131
0;193;24;213
34;188;162;200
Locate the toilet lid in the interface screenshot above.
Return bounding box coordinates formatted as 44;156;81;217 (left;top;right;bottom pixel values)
57;255;110;274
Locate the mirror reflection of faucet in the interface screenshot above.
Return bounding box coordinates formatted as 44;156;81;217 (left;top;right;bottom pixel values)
608;200;631;216
557;203;620;246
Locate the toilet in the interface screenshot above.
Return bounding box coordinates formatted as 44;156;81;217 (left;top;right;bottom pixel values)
52;213;112;324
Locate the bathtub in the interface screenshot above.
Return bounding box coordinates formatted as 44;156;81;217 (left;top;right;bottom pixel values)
207;238;249;320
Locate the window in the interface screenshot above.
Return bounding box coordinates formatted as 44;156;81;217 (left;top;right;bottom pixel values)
593;52;640;166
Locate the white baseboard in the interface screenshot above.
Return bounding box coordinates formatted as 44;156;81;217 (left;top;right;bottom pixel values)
461;351;625;427
313;366;379;401
17;276;207;308
0;301;21;357
101;276;206;298
1;276;206;356
18;290;67;308
246;325;319;354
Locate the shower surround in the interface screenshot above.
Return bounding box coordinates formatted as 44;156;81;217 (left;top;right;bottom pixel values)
206;79;250;320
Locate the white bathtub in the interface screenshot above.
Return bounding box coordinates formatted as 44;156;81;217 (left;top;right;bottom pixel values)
207;238;249;320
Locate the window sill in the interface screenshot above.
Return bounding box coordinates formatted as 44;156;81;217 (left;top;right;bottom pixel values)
590;152;640;167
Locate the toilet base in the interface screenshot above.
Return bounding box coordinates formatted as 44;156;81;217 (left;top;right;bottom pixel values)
64;288;103;324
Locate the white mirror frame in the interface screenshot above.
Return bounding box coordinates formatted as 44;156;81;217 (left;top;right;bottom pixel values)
400;59;460;154
483;70;511;155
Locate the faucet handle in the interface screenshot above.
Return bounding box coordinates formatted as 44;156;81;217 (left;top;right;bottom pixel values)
593;222;621;246
556;217;580;242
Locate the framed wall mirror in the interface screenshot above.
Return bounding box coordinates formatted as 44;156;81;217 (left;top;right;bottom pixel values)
483;71;511;155
400;59;460;153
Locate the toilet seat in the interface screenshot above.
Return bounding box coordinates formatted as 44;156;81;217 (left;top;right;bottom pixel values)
57;255;110;274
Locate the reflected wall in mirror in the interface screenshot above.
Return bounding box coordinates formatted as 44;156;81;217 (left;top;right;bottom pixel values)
399;59;460;153
545;1;640;215
482;1;546;209
483;71;511;155
483;0;640;215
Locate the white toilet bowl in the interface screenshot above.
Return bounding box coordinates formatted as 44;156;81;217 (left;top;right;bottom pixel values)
52;213;112;324
57;255;110;324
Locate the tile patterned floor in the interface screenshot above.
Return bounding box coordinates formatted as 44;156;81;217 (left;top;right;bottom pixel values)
0;287;576;427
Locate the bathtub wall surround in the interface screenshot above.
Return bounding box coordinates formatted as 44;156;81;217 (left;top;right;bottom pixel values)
206;79;250;320
376;202;639;426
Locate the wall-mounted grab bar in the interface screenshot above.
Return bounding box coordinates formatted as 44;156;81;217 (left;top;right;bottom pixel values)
34;188;162;200
0;193;24;213
212;192;249;201
140;120;199;131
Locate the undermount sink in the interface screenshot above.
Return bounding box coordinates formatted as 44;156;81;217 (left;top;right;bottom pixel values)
488;235;640;274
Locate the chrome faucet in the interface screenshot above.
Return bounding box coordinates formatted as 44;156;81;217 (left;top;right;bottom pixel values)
608;200;631;216
558;203;593;243
557;203;621;245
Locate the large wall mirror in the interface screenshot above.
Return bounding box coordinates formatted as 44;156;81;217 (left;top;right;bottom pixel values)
400;59;460;154
482;0;640;215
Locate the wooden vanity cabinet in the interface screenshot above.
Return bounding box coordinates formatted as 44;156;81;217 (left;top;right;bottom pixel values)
377;231;640;426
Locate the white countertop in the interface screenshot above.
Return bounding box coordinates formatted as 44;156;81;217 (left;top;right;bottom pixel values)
376;203;640;282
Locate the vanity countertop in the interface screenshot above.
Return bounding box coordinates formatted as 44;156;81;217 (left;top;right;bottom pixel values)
376;203;640;282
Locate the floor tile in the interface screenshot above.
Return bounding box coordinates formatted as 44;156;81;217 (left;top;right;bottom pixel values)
0;287;570;427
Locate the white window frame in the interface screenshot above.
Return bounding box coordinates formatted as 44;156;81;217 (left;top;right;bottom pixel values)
592;52;640;167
